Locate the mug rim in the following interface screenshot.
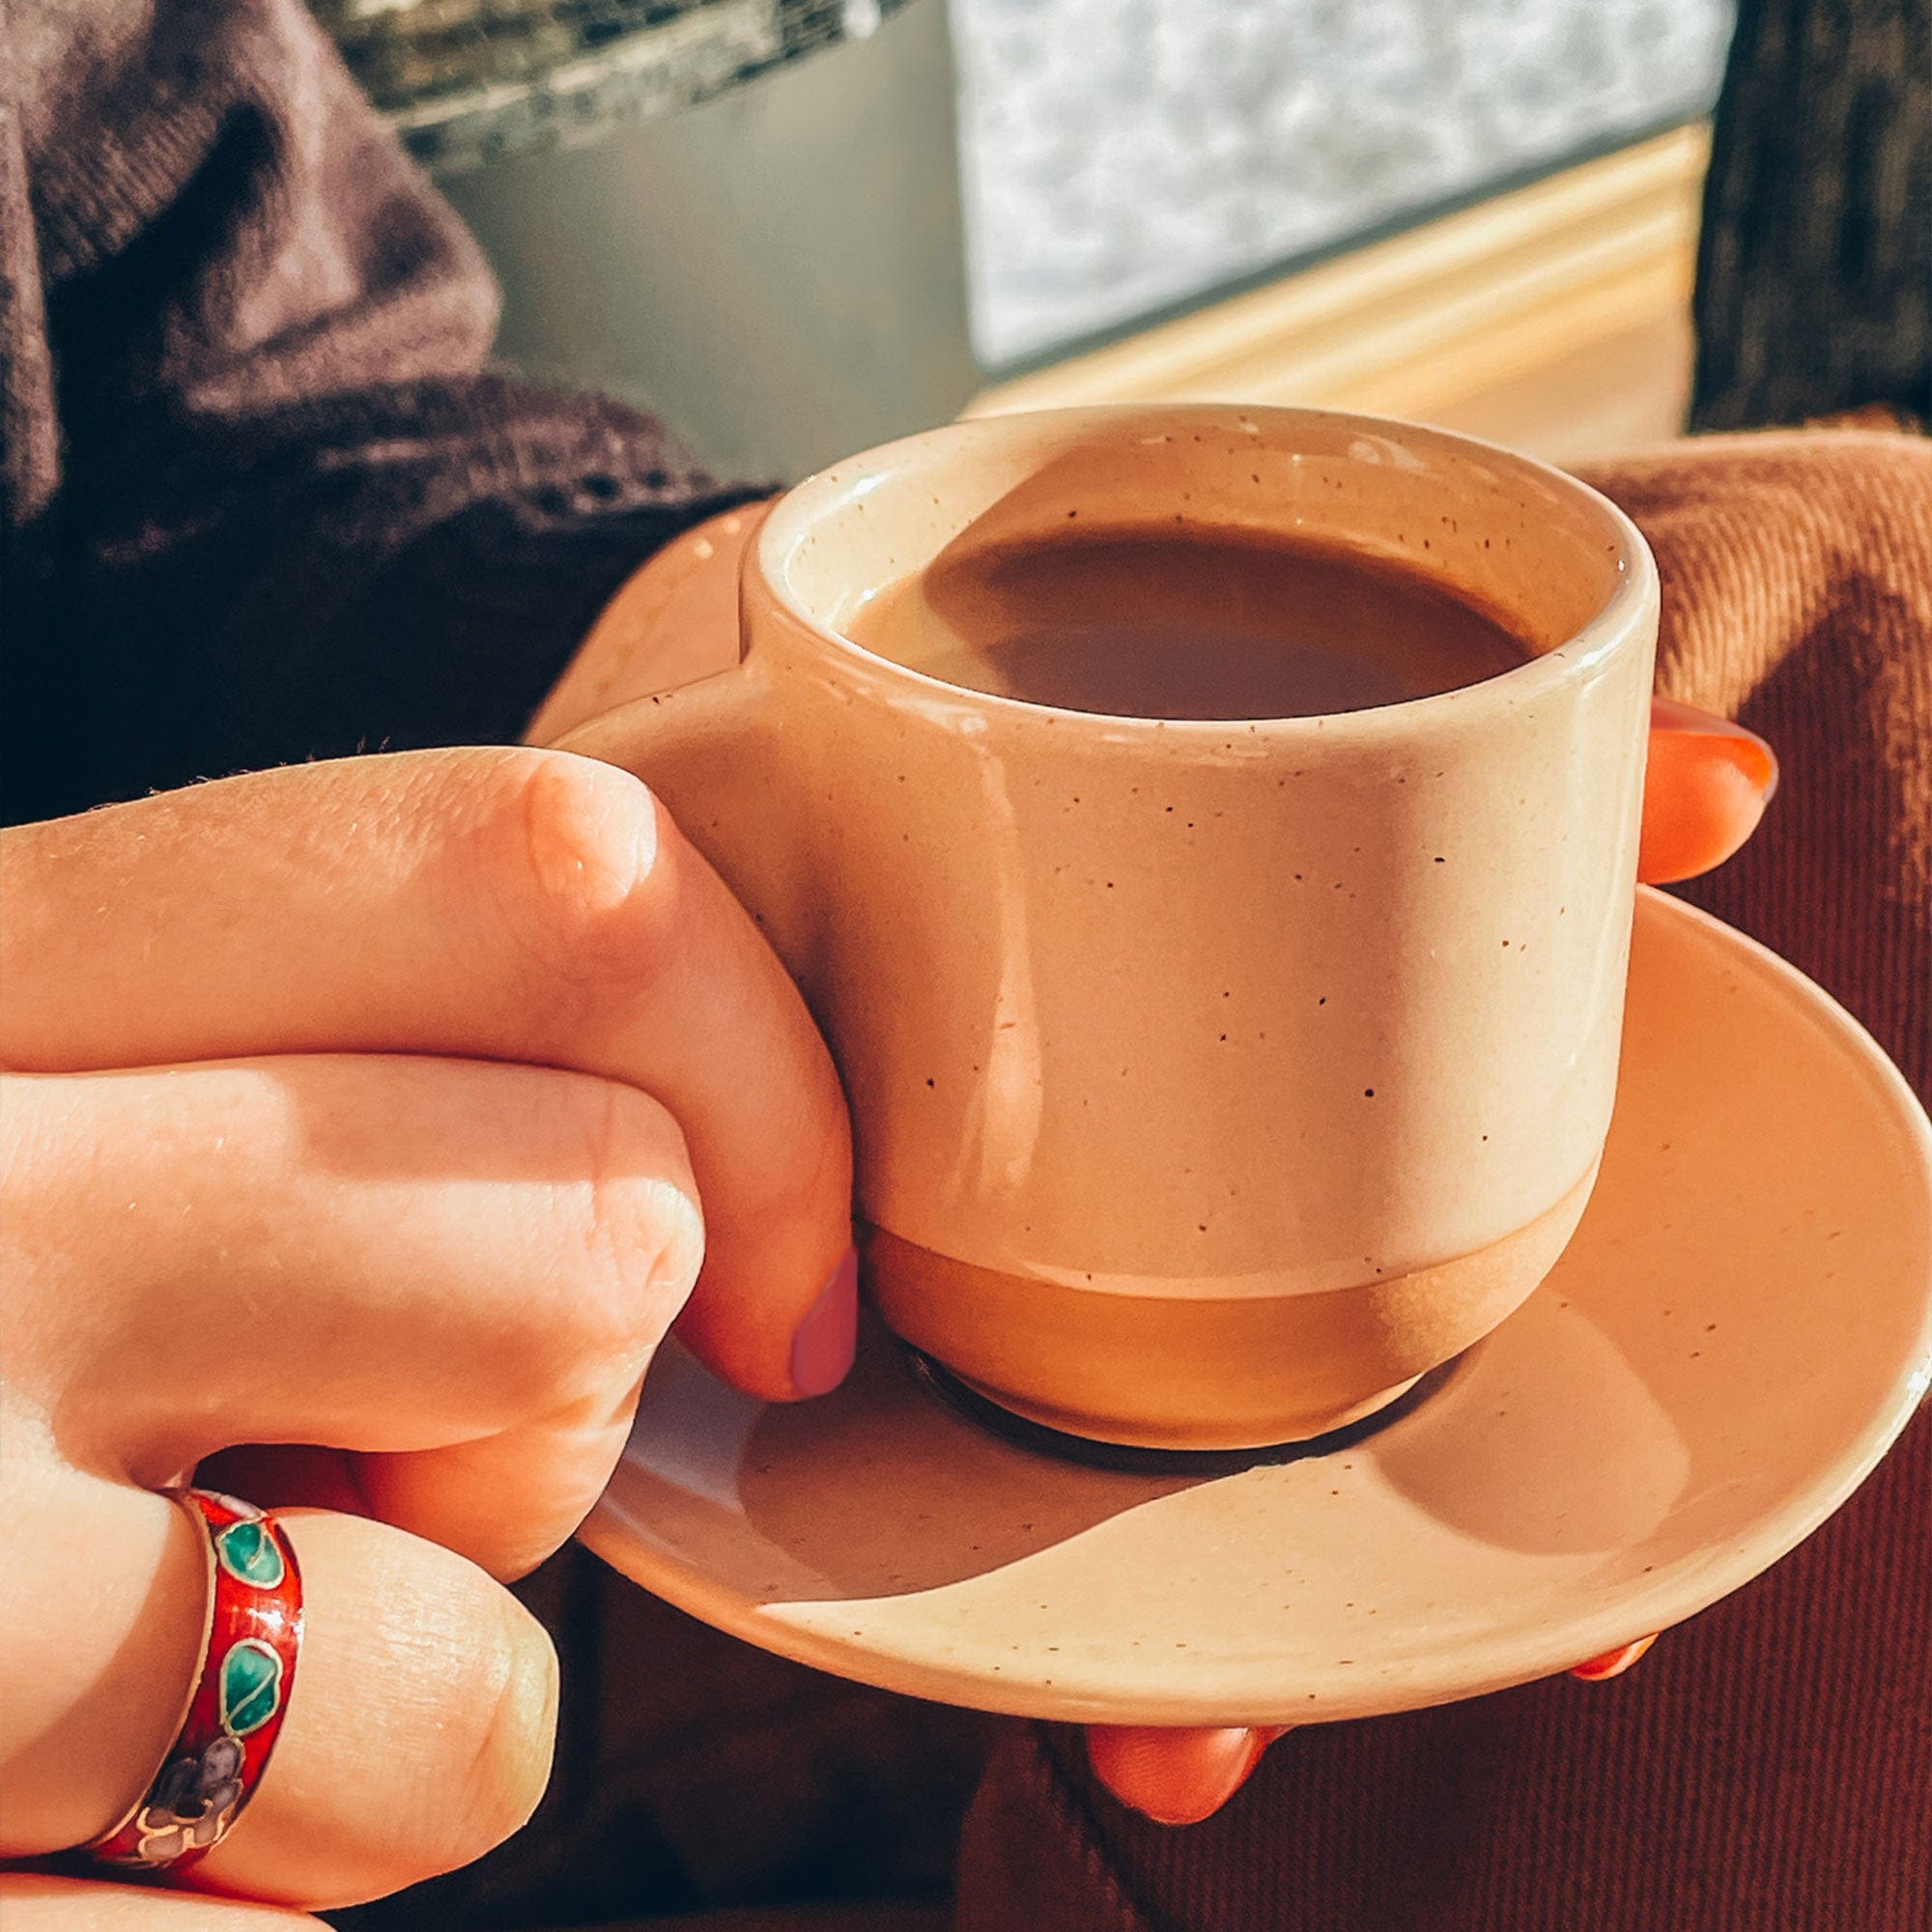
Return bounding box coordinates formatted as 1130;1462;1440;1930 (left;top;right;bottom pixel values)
754;403;1658;740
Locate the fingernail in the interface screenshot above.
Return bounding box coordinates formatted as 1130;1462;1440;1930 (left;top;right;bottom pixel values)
789;1246;858;1398
1572;1634;1658;1681
1649;699;1779;800
1179;1730;1261;1824
1087;1725;1283;1827
500;1603;562;1795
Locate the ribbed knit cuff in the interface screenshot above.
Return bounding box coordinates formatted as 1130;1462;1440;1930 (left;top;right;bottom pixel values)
330;477;770;756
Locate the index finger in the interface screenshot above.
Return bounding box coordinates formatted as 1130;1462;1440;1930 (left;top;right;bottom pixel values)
0;748;853;1404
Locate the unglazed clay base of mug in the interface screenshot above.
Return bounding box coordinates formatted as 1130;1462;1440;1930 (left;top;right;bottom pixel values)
863;1165;1597;1450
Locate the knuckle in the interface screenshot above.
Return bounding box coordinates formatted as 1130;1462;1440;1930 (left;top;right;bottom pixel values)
490;752;688;1019
558;1076;705;1381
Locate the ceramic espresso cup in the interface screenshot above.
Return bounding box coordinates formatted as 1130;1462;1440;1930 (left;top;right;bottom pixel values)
557;406;1659;1449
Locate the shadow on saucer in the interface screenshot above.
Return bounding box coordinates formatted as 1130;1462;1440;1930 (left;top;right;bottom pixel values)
709;1318;1204;1598
1367;1288;1690;1559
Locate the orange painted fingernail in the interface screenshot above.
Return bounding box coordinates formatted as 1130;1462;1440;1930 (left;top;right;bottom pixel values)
1087;1724;1289;1827
1087;1727;1243;1826
1639;700;1778;885
1572;1633;1659;1681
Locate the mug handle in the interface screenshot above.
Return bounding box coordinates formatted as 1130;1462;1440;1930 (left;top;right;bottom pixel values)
528;502;773;748
534;506;789;869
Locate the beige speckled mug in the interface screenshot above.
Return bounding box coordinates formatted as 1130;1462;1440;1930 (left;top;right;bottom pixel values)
561;407;1659;1449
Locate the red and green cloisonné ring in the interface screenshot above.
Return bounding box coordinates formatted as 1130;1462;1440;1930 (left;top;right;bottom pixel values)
86;1489;302;1874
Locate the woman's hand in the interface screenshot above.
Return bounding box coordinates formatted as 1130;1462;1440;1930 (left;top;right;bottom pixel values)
0;747;855;1910
1085;697;1777;1826
0;1872;325;1929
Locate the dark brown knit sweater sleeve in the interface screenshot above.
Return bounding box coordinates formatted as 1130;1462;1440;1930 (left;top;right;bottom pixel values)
0;0;755;825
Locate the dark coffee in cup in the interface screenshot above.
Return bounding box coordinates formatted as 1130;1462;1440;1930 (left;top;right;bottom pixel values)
847;528;1535;720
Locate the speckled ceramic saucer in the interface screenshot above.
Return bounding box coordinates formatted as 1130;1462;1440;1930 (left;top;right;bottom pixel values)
583;891;1932;1726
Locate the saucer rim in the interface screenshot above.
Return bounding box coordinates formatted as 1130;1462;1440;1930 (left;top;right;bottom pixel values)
583;888;1932;1724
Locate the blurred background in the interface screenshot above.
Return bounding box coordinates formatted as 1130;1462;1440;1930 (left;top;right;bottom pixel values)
312;0;1926;493
308;0;1704;476
954;0;1729;368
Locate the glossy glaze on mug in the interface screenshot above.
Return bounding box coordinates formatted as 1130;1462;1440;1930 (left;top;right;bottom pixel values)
560;407;1658;1446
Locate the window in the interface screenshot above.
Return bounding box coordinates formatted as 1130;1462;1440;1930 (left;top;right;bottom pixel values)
955;0;1735;371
